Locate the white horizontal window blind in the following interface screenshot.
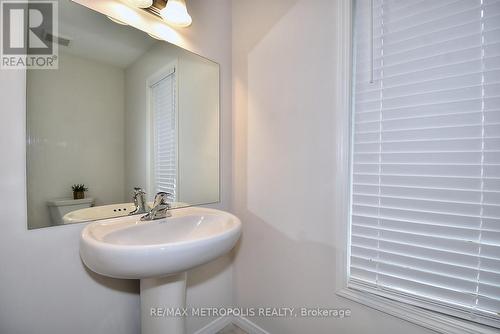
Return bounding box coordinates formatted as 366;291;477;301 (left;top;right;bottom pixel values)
152;70;177;200
350;0;500;328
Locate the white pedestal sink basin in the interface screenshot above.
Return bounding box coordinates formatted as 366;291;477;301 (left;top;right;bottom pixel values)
80;207;241;334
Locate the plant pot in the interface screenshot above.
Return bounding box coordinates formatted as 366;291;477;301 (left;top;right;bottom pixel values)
74;191;85;200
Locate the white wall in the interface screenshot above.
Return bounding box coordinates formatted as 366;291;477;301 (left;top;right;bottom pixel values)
0;0;232;333
177;52;220;205
231;1;435;333
124;42;219;205
27;51;126;229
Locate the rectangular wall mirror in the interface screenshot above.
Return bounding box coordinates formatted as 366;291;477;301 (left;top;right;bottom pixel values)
26;0;219;229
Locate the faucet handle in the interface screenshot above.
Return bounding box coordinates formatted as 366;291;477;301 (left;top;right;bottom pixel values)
153;192;172;206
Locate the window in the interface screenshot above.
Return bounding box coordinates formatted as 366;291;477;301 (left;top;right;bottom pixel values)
150;67;177;200
349;0;500;330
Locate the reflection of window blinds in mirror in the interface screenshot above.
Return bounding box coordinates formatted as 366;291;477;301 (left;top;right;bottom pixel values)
152;70;177;200
350;0;500;328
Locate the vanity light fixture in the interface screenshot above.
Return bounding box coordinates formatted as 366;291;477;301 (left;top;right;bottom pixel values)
159;0;192;27
127;0;153;8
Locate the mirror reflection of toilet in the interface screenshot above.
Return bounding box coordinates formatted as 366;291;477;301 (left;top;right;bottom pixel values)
47;198;94;225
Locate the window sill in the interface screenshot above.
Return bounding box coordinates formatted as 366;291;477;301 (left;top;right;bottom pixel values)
337;287;497;334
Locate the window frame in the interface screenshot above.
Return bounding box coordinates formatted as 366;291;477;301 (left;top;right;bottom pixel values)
146;60;180;201
334;1;498;333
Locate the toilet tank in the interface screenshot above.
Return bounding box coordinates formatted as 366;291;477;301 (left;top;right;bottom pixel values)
47;198;95;225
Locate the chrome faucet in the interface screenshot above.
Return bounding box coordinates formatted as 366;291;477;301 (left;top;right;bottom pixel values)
130;187;148;215
141;192;172;221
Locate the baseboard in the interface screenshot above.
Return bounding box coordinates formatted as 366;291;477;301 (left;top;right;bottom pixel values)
232;316;270;334
193;316;233;334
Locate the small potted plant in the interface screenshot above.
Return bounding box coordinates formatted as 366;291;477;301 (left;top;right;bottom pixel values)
72;184;88;200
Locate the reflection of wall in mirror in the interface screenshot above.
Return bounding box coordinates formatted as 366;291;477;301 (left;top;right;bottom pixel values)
27;51;126;228
125;42;219;205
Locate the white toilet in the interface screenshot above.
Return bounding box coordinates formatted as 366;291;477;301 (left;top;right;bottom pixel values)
47;198;95;225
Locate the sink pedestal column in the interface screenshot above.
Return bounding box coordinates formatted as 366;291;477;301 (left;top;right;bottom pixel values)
140;273;187;334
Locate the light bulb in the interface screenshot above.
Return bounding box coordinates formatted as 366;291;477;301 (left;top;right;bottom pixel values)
107;16;128;25
160;0;192;28
147;33;163;40
127;0;153;8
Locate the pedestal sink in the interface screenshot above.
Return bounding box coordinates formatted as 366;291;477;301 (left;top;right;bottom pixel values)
79;207;242;334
